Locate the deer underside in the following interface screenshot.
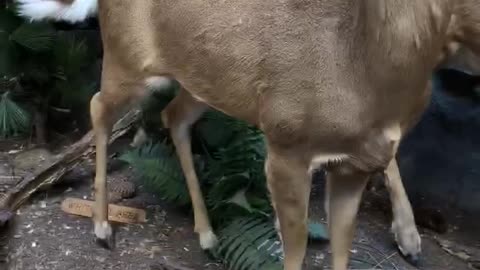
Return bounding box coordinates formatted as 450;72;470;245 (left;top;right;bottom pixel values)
97;0;444;158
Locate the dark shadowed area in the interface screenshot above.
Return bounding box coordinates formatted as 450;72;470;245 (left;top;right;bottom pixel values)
398;70;480;216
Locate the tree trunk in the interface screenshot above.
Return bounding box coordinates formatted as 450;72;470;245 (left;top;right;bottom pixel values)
34;108;47;145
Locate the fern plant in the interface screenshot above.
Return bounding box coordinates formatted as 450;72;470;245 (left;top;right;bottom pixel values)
122;109;273;224
0;6;53;138
120;142;192;206
0;90;30;138
0;6;55;77
212;217;283;270
122;88;329;269
0;4;101;140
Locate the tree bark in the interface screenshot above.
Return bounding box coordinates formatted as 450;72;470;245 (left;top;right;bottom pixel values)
34;108;47;145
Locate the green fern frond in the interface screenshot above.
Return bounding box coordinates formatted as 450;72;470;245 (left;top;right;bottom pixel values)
207;129;265;182
201;120;270;225
204;124;270;222
55;77;97;106
123;104;331;269
194;110;238;150
44;33;99;114
213;217;283;270
0;9;22;34
212;217;328;269
209;203;256;229
10;22;54;52
210;188;273;228
22;62;51;85
52;34;89;77
0;42;19;77
0;9;22;77
120;142;191;205
0;91;30;138
245;193;272;212
206;172;251;209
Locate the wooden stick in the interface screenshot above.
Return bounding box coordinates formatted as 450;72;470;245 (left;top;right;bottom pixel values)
61;197;146;224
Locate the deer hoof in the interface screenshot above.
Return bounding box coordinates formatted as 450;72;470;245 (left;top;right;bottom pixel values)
392;221;421;266
403;254;420;267
199;230;218;250
94;221;115;250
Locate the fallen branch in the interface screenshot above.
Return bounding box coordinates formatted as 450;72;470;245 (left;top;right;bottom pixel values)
0;109;141;225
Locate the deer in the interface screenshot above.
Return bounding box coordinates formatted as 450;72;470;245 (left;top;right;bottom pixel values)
442;46;480;74
15;0;480;269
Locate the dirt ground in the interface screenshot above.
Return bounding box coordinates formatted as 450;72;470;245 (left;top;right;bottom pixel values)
0;137;479;270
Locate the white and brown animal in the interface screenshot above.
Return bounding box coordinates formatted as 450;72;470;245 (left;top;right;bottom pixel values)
16;0;480;269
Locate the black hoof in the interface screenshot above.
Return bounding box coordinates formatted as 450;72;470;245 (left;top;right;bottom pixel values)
95;230;115;250
403;253;420;267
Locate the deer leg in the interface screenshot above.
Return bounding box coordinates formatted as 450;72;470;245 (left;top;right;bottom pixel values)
91;93;137;248
328;169;369;270
266;148;310;270
161;89;217;249
385;159;421;264
324;173;331;225
130;126;148;147
90;69;146;249
90;91;115;249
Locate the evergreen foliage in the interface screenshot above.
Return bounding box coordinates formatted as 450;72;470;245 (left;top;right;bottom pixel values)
121;109;273;227
0;89;30;138
0;4;100;138
212;217;283;270
120;142;191;206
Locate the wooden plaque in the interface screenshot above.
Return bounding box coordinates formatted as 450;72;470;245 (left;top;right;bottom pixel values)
61;197;146;224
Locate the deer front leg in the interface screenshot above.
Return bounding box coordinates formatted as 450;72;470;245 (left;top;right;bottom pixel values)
90;92;114;249
385;159;421;264
161;89;217;249
266;147;311;270
90;66;147;249
324;173;331;225
90;85;140;249
327;169;369;270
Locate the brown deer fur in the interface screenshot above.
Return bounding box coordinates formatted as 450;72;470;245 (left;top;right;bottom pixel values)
21;0;480;269
90;0;480;269
442;46;480;73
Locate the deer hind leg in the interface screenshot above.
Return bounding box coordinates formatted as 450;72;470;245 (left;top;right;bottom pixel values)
327;169;369;270
324;173;331;225
385;159;421;264
325;160;421;266
90;73;146;249
161;88;217;249
266;147;311;270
